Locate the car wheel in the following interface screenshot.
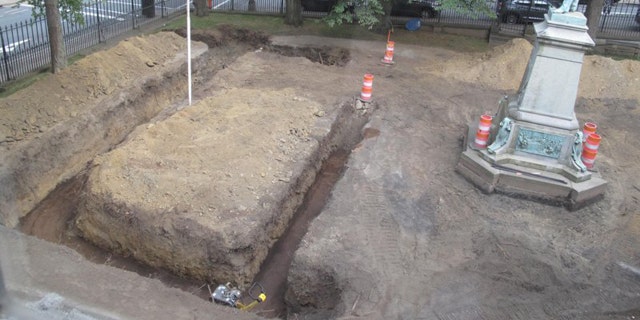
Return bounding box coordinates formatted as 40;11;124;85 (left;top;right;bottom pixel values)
504;13;519;24
422;8;436;19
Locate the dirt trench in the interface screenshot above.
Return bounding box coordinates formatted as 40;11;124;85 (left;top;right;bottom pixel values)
18;28;367;318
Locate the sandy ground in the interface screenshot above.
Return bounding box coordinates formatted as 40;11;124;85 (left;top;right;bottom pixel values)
278;37;640;319
1;25;640;320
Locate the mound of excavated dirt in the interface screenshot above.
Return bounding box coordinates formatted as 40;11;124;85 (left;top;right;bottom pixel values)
0;32;207;228
580;56;640;100
0;32;188;147
426;38;640;102
424;38;534;91
76;86;328;284
74;48;368;286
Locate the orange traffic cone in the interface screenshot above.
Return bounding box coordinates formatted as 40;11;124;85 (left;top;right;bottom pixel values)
360;74;374;102
474;130;490;149
382;41;395;65
478;114;493;132
581;133;601;169
472;114;492;149
582;122;597;140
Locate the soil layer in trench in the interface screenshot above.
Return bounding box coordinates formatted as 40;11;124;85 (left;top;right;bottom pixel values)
18;146;360;318
17;44;363;317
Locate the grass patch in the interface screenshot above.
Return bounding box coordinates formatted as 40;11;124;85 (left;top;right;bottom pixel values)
3;13;489;96
389;28;489;52
163;13;383;40
0;70;50;98
162;13;489;51
0;53;86;98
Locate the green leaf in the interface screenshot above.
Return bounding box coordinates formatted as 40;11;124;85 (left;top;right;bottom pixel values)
437;0;496;19
20;0;86;25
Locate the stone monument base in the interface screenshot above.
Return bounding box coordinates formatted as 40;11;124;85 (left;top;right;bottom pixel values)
456;121;607;210
456;10;606;210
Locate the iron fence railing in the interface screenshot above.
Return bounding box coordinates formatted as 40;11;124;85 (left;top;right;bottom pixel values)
496;0;640;39
1;0;639;84
596;0;640;39
0;0;187;84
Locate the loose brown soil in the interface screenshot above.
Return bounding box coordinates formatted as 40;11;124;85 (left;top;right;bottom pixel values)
2;25;640;320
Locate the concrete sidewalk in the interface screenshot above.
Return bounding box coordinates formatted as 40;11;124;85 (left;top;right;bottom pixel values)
0;0;18;7
0;226;264;320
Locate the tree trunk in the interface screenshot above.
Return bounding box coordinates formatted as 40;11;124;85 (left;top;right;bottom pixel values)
373;0;393;34
195;0;208;16
585;0;604;41
142;0;156;17
383;0;393;31
284;0;303;26
45;0;67;73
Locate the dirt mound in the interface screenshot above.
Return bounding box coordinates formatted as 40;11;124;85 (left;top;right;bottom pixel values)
424;38;533;91
74;45;367;287
0;31;207;228
580;55;640;100
76;87;326;284
425;38;640;102
0;32;188;147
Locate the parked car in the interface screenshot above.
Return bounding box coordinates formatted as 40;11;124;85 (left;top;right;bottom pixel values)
579;0;620;4
301;0;439;19
391;0;440;19
636;6;640;26
497;0;561;24
301;0;340;12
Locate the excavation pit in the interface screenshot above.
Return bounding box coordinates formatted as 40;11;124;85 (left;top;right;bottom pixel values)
73;89;370;286
9;26;368;318
3;26;640;320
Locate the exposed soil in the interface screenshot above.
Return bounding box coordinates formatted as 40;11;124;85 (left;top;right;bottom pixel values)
252;149;351;318
2;24;640;320
19;174;213;300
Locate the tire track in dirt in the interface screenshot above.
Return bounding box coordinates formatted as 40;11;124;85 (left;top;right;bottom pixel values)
359;183;401;278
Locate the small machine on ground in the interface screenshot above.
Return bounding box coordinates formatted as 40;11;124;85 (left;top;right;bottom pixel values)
209;282;266;311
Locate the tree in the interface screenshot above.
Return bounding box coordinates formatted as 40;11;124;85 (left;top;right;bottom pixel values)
44;0;66;73
285;0;303;26
437;0;496;19
584;0;606;41
23;0;84;73
195;0;209;16
324;0;385;29
323;0;496;31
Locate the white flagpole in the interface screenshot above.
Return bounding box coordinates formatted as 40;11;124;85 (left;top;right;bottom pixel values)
187;0;192;105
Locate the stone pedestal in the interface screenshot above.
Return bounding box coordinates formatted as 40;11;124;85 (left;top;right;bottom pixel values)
456;11;607;210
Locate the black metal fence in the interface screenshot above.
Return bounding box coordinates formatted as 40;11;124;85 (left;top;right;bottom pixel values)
0;0;188;84
213;0;639;39
496;0;640;40
1;0;639;84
